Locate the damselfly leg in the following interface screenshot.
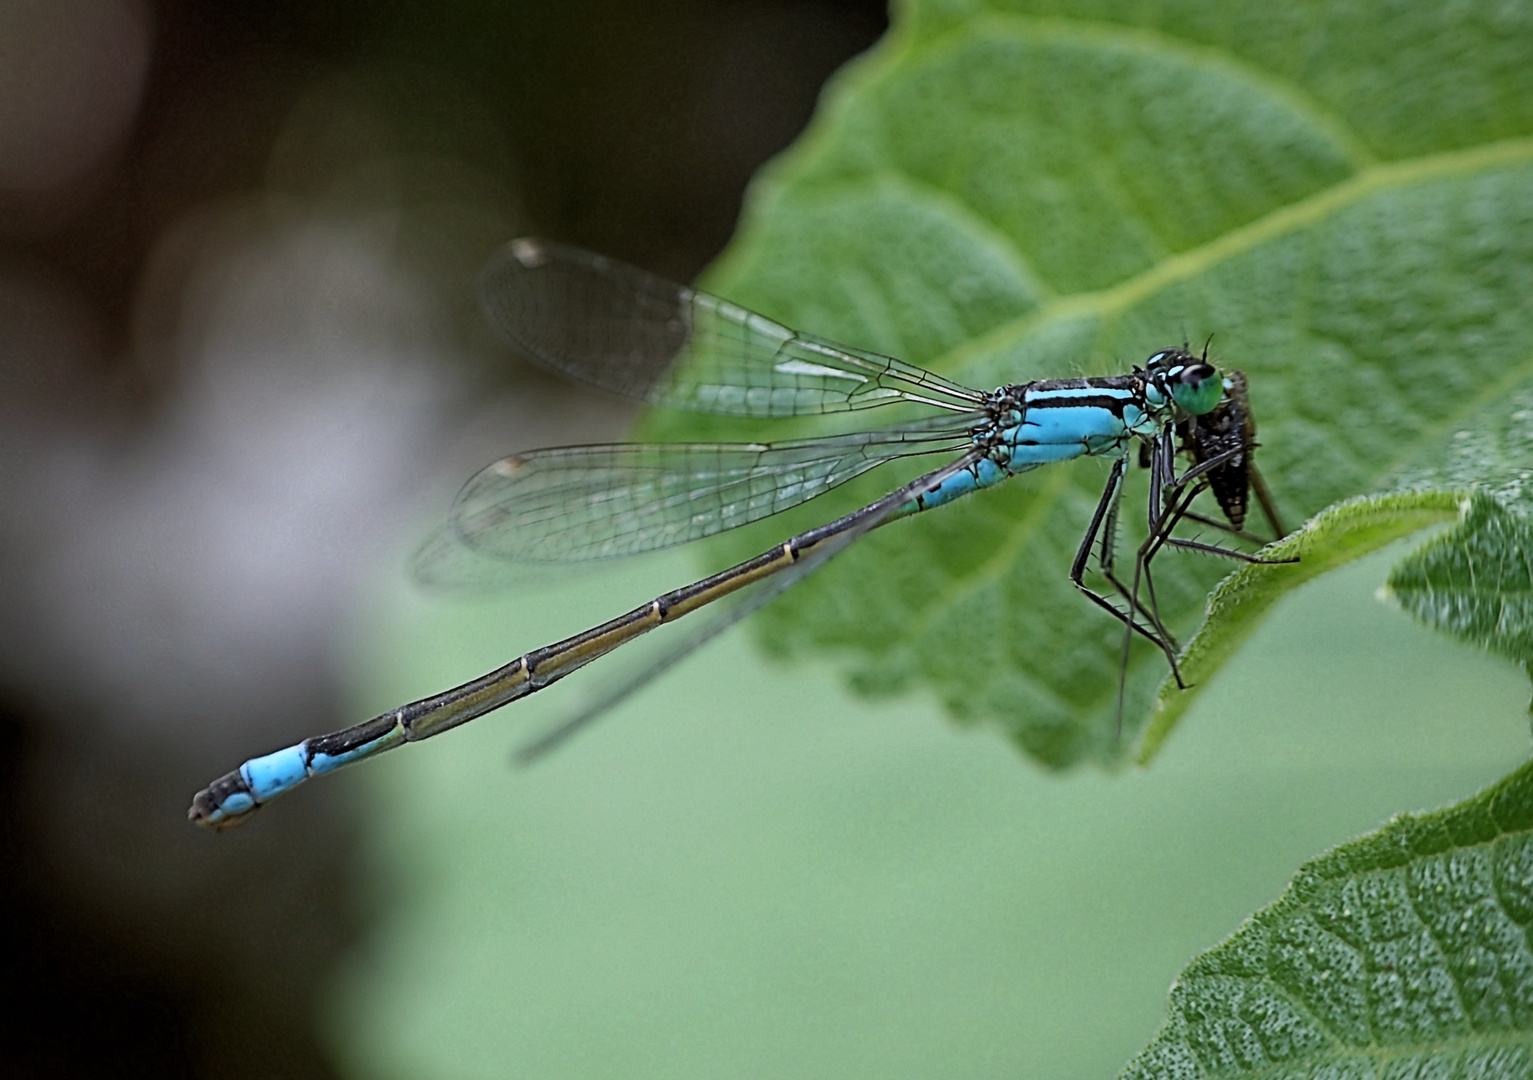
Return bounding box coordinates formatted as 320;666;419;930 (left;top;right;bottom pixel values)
1102;374;1299;727
1069;455;1185;676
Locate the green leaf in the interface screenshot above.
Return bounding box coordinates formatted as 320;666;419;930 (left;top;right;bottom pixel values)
1121;756;1533;1080
1387;495;1533;675
652;0;1533;765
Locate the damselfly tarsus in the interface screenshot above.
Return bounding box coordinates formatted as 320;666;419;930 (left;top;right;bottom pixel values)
190;239;1290;829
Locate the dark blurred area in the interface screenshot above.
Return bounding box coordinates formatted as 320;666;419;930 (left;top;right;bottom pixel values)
0;1;886;1076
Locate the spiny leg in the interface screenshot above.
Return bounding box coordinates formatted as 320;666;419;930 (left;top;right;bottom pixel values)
1134;481;1207;653
1137;460;1289;642
1112;441;1199;727
1094;450;1179;644
1067;449;1183;737
1160;535;1299;564
1172;508;1275;547
1150;442;1296;567
1125;428;1193;663
1152;447;1293;560
1120;447;1300;726
1114;437;1260;725
1136;435;1251;635
1114;505;1191;733
1110;411;1300;734
1069;455;1176;651
1151;444;1293;564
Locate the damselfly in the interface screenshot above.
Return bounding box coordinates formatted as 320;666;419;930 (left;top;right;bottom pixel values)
190;239;1288;829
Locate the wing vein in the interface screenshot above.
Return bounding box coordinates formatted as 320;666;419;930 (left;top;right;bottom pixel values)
450;415;986;562
480;238;988;418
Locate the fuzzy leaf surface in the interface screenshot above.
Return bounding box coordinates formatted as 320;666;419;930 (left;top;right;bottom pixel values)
1121;757;1533;1080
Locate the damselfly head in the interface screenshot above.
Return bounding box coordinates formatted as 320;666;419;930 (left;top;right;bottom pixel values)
1144;347;1222;416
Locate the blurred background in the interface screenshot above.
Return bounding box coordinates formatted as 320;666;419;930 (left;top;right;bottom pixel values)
4;3;1530;1079
0;1;887;1075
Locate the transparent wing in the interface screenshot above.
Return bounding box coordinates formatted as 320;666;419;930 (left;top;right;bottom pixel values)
449;412;985;562
511;450;986;762
480;238;987;417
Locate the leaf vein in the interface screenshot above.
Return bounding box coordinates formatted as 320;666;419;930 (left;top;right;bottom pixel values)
927;138;1533;384
913;12;1377;169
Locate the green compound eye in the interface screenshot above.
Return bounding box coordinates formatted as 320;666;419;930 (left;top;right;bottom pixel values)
1170;363;1223;416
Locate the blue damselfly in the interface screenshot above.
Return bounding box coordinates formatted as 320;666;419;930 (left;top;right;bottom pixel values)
190;239;1287;829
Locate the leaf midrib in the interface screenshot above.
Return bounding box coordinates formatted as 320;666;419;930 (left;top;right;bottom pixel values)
910;13;1381;170
919;136;1533;385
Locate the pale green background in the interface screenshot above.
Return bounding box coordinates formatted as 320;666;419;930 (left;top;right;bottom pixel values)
326;533;1529;1080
